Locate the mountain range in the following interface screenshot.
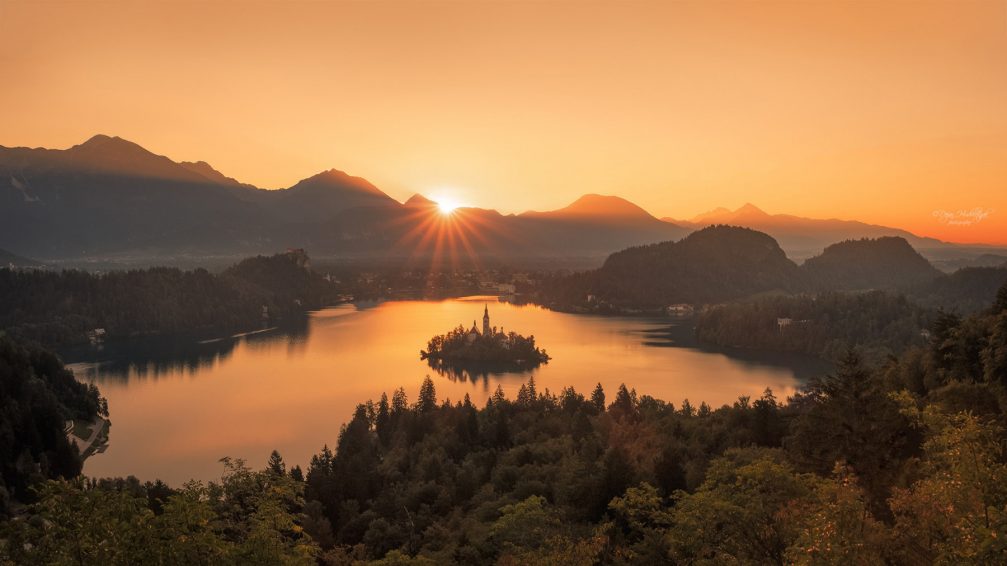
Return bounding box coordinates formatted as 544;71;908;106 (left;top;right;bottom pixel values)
1;135;1001;266
664;204;951;261
0;135;688;263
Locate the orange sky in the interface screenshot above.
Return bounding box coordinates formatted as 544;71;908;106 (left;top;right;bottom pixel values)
1;0;1004;244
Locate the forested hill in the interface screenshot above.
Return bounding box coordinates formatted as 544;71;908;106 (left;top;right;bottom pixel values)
0;336;104;503
802;236;942;291
0;250;342;348
537;229;1004;313
695;290;933;362
539;225;802;308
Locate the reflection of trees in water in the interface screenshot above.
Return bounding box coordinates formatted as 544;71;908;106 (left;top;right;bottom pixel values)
644;322;833;380
65;318;310;383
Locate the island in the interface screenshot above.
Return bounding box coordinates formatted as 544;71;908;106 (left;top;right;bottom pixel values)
420;305;550;376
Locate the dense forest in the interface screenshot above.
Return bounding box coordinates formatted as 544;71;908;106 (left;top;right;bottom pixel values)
0;250;342;348
0;335;104;506
800;236;941;291
695;291;933;362
538;226;802;309
3;282;1006;564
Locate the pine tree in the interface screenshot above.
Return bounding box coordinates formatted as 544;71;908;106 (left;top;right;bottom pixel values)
418;376;437;413
376;392;391;445
391;387;408;415
591;383;606;412
267;450;285;476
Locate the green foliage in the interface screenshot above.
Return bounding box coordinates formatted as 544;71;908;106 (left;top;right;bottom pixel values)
0;335;103;507
787;351;920;510
696;290;931;361
889;406;1007;564
0;458;319;565
668;448;819;563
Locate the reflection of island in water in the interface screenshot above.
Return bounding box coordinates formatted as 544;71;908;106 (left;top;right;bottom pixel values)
421;305;549;382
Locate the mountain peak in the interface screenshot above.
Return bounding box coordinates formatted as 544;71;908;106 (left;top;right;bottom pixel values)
689;206;732;223
292;169;386;197
404;193;437;207
62;134;217;183
178;160;250;188
71;134;149;155
542;194;656;219
735;203;768;216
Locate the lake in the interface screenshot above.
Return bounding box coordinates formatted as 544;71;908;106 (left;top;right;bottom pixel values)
67;296;830;485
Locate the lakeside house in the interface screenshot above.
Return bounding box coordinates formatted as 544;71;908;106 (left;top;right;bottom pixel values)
667;304;695;316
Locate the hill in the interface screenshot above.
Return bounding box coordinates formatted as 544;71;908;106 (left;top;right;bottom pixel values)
540;225;801;308
801;237;942;291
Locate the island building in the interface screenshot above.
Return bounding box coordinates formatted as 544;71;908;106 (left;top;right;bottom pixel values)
466;305;494;343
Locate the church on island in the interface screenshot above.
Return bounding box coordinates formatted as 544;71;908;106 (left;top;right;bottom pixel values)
466;305;499;344
420;305;549;368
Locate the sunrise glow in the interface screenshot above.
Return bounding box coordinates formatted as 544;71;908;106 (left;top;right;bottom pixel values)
2;0;1004;244
436;199;460;215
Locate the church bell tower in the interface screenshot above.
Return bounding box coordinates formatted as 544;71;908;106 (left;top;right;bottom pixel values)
483;304;491;335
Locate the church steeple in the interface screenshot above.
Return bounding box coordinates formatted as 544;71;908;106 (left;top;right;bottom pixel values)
483;304;491;335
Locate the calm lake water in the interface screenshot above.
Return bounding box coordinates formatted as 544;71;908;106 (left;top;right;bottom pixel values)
67;296;830;484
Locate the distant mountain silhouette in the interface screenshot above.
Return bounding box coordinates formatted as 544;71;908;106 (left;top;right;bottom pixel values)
542;225;801;307
178;161;253;188
0;136;687;261
664;203;947;260
0;248;40;267
256;169;401;224
801;237;943;291
522;194;657;222
515;195;689;255
404;193;438;208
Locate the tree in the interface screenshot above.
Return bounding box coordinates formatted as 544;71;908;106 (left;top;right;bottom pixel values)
417;377;437;413
786;350;917;512
668;448;818;564
267;450;286;476
376;392;392;445
490;496;563;554
609;384;638;422
607;483;673;563
785;464;888;565
1;459;320;564
995;282;1007;313
888;406;1007;564
981;312;1007;384
591;383;606;412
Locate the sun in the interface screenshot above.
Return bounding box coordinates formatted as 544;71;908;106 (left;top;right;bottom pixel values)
436;198;460;215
